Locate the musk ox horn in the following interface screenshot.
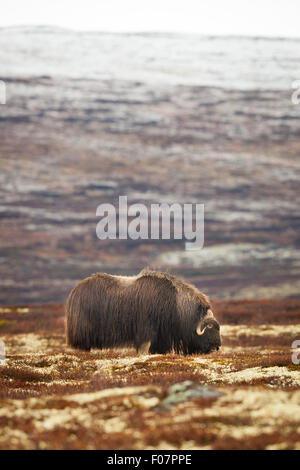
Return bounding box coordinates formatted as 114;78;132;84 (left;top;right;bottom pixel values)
206;309;214;318
196;324;207;336
196;308;215;335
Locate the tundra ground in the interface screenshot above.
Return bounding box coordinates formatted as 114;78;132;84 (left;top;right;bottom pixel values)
0;299;299;450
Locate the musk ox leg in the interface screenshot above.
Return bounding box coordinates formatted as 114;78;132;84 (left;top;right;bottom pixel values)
149;339;172;354
149;345;171;354
137;340;151;355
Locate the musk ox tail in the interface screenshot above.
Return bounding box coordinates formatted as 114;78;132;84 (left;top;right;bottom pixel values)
65;275;108;350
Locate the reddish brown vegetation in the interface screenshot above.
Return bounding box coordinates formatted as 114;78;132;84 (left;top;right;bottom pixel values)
213;298;300;325
0;298;299;449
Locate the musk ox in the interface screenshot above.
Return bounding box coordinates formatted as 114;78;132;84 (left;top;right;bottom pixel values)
65;269;221;355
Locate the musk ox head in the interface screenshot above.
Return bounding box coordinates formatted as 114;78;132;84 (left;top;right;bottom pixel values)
191;308;221;354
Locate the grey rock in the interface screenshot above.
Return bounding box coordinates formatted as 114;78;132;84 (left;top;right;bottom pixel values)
156;380;222;411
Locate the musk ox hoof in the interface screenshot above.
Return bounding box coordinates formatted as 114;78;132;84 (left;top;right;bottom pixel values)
137;341;151;355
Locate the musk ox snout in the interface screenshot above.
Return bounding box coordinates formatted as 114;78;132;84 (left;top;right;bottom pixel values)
65;269;221;355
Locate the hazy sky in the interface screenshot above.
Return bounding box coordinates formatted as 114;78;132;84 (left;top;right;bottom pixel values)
1;0;300;37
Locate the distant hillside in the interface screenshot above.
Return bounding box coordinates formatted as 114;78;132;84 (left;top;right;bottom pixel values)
0;29;299;303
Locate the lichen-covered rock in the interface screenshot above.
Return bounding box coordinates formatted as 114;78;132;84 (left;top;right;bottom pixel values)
158;381;222;410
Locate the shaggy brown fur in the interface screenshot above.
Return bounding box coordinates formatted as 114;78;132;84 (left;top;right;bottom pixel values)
65;269;221;355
